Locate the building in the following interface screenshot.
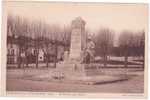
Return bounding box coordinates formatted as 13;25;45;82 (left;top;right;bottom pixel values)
7;34;19;64
7;35;66;65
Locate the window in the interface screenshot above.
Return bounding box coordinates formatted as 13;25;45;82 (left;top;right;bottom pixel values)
8;49;11;55
34;50;36;55
11;49;14;55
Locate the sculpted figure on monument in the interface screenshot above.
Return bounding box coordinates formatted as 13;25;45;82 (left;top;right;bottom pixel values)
83;34;95;63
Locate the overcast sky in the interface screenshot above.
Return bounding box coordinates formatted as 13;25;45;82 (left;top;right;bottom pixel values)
5;2;148;34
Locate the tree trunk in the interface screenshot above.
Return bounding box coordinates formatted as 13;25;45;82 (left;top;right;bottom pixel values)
103;47;107;67
142;46;145;68
104;55;107;67
46;54;49;68
124;51;128;67
25;51;28;68
26;58;28;68
54;44;57;68
45;46;49;68
35;49;39;68
142;53;144;68
18;47;21;68
124;56;128;67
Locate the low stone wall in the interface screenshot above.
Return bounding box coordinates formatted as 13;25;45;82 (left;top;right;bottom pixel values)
83;64;143;76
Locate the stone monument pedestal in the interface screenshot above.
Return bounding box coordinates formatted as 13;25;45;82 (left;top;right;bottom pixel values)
53;17;87;80
54;62;128;85
56;61;86;79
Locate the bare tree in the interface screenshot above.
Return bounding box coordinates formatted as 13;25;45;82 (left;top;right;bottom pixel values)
95;28;114;67
42;23;52;68
7;14;16;48
62;26;71;51
139;31;145;67
118;30;133;67
51;24;62;68
7;15;14;36
32;21;43;68
10;15;29;68
7;15;15;64
7;15;72;68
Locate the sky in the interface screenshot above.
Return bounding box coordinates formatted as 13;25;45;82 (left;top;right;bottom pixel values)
5;2;148;33
4;2;148;46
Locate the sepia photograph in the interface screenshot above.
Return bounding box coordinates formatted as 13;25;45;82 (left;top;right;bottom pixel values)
1;1;148;98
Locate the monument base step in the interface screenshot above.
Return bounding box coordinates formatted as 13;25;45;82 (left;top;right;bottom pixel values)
55;62;86;78
66;75;128;85
26;74;129;85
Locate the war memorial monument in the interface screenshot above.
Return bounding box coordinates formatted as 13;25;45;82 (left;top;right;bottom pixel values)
53;17;127;84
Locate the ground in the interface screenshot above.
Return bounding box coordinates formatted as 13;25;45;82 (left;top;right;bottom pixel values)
6;68;144;93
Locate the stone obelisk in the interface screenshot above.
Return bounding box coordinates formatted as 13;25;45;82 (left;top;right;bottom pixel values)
56;17;87;79
69;17;86;63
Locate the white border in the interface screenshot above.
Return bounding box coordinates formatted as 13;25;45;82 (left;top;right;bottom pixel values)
0;0;149;100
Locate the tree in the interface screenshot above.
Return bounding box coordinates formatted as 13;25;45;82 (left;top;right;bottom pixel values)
118;30;133;67
33;21;45;68
62;26;71;51
51;24;62;68
139;31;145;67
42;23;53;68
8;15;30;68
7;14;14;36
95;28;114;67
